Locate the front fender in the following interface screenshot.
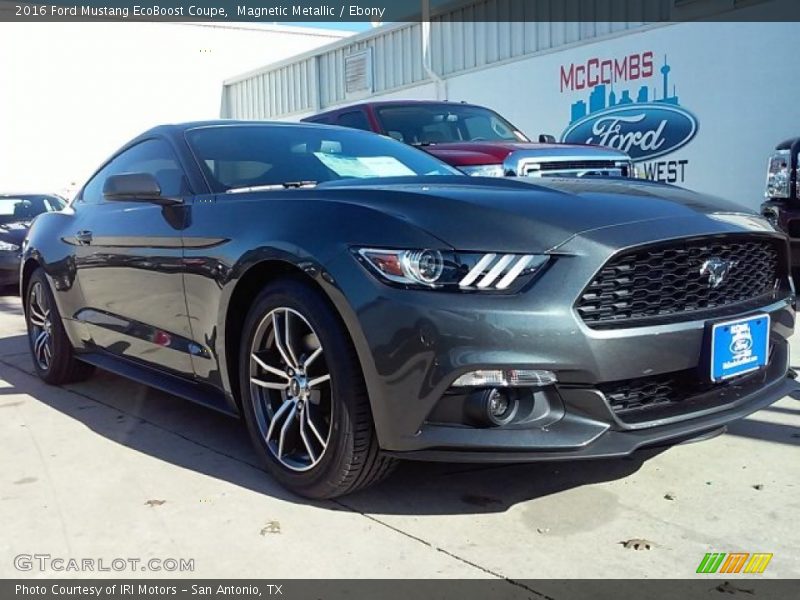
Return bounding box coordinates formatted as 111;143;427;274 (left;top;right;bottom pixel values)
185;194;448;405
21;209;89;348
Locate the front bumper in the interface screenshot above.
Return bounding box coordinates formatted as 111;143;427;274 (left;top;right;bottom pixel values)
385;340;795;462
761;200;800;269
0;251;20;287
325;222;796;460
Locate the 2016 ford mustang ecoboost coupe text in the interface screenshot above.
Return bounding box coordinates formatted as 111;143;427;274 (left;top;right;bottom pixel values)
22;121;796;498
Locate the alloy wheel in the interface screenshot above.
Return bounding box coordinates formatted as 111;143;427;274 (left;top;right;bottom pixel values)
249;307;333;472
27;281;53;371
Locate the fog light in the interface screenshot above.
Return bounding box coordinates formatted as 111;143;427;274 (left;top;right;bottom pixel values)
487;389;509;418
452;369;556;387
465;388;518;427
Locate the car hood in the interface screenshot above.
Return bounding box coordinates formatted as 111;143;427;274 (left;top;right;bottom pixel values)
0;221;30;246
422;141;628;166
316;176;759;253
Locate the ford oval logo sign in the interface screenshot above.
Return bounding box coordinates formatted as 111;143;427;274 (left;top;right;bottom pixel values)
561;103;698;162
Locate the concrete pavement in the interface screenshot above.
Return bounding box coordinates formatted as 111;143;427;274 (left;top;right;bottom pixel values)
0;289;798;580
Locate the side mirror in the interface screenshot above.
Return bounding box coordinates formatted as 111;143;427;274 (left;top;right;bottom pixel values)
103;173;181;205
538;134;557;144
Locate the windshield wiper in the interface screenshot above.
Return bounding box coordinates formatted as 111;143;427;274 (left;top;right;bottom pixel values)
226;181;318;194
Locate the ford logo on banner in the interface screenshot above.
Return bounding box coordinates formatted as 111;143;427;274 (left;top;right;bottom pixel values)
561;103;698;162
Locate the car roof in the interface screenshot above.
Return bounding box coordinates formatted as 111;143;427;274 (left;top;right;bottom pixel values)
120;120;358;156
94;120;376;181
304;100;487;119
138;119;342;138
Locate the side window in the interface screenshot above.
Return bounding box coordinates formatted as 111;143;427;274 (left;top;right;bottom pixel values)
80;139;188;204
337;111;372;132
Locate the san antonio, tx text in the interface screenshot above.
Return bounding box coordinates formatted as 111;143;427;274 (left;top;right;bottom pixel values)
16;584;282;596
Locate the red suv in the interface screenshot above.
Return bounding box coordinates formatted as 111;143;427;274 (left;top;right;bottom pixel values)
302;100;633;178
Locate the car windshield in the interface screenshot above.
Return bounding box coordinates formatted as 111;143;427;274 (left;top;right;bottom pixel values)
186;124;462;193
375;104;529;145
0;195;65;225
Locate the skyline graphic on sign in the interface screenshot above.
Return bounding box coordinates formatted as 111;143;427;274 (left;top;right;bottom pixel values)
569;56;680;124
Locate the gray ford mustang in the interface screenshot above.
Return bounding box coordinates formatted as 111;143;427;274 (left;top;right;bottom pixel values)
21;121;796;498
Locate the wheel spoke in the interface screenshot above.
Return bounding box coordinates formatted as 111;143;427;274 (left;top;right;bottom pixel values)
277;403;298;459
43;343;52;364
265;397;294;444
306;408;327;448
303;346;323;370
34;331;48;366
34;330;47;352
272;312;296;369
298;409;317;462
29;304;46;326
251;353;290;380
307;374;330;388
251;377;289;391
32;286;47;315
283;309;300;369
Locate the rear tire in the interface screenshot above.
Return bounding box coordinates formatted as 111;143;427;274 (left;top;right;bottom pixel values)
25;268;94;385
238;277;396;499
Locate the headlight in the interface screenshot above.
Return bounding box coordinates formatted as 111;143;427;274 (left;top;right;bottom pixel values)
460;164;506;177
0;241;20;252
765;150;791;198
631;164;648;179
355;248;549;291
616;160;636;178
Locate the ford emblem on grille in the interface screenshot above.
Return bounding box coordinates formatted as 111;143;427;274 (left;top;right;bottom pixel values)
699;257;737;289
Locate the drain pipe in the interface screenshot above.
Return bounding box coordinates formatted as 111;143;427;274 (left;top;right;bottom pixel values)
421;0;447;100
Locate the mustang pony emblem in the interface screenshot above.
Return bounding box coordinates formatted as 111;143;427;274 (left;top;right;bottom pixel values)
699;257;737;289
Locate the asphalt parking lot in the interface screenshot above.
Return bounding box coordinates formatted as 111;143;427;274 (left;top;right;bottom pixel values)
0;288;798;581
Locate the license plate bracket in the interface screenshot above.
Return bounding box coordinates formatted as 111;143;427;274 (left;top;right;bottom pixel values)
709;314;770;382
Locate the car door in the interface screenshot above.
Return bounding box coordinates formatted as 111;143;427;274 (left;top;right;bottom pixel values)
69;138;195;377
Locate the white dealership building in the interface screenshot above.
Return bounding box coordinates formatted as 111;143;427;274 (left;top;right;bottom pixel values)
221;0;800;210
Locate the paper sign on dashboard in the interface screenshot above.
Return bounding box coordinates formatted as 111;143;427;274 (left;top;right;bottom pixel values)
314;153;415;178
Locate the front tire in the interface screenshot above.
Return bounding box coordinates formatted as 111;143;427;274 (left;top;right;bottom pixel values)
239;278;396;499
25;268;94;384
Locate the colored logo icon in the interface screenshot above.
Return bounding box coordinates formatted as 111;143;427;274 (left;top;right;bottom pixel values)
696;553;773;574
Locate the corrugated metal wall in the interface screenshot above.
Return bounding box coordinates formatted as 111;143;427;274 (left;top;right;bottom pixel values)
222;0;674;119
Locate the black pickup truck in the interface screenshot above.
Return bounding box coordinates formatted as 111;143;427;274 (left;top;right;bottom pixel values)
761;138;800;279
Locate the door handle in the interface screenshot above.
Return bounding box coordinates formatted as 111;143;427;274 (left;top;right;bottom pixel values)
75;230;93;245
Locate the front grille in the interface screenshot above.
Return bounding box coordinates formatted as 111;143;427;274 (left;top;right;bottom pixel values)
598;367;765;422
577;236;781;327
599;372;703;414
537;160;619;171
524;160;628;177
